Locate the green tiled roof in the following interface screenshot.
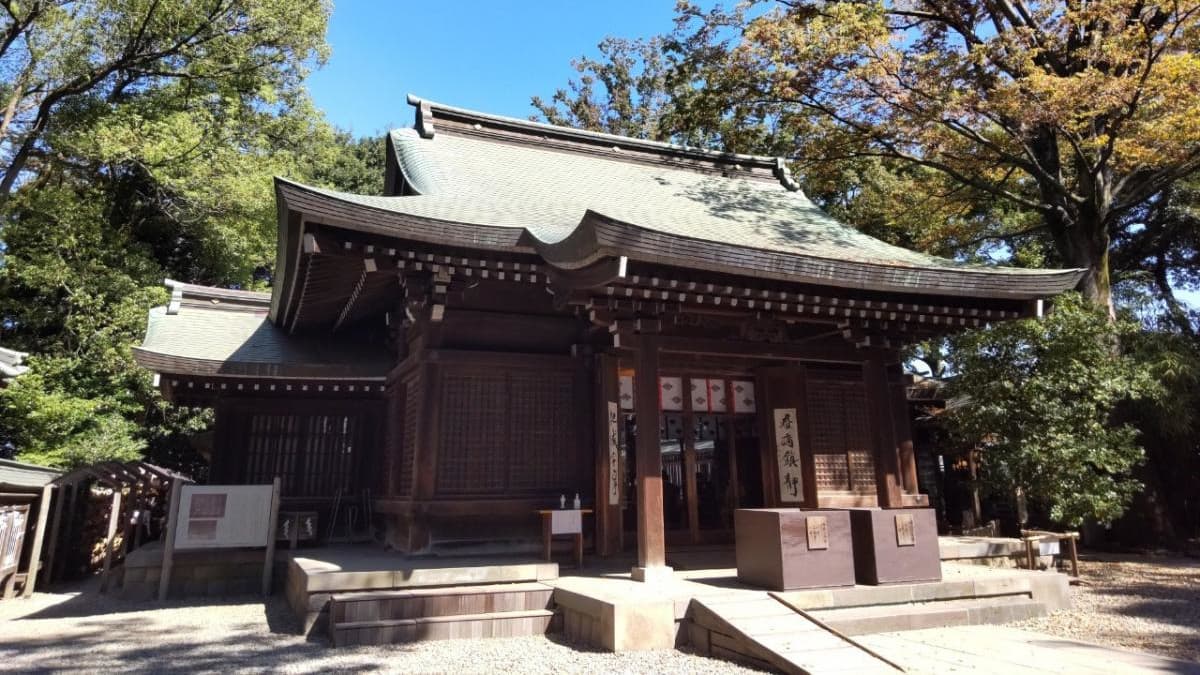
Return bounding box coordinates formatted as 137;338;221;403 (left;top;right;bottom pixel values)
134;292;391;379
274;98;1083;298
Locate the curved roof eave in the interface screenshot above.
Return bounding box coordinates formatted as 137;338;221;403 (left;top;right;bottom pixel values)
273;179;1085;301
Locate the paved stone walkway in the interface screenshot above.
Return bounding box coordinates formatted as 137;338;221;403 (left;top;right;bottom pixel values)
859;625;1200;674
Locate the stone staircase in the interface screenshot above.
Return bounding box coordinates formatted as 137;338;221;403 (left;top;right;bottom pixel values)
328;581;557;646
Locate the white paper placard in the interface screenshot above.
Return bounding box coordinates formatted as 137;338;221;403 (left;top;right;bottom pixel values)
774;407;802;502
618;375;635;410
708;379;727;412
659;376;684;411
732;380;757;413
175;484;275;549
690;378;710;412
607;401;620;504
551;510;582;535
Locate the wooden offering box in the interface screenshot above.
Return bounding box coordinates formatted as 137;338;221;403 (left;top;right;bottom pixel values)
734;508;855;591
848;508;941;585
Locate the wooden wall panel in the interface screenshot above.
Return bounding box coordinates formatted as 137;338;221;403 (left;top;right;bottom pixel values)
432;360;589;499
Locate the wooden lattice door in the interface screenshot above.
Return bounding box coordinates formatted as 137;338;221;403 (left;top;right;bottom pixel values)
806;376;878;500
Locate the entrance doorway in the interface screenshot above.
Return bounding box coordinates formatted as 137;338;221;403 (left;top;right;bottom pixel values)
621;373;764;548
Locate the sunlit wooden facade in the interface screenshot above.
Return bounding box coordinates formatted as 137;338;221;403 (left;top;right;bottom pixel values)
135;97;1082;572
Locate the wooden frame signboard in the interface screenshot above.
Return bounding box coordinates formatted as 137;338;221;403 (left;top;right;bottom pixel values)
158;478;281;601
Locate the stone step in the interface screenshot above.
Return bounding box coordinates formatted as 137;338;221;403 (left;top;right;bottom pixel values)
329;582;553;624
809;595;1047;636
777;575;1034;612
330;608;558;647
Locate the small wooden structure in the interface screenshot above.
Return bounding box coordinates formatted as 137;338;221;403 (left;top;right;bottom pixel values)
1021;529;1080;577
0;458;60;598
537;508;592;568
41;461;185;590
132;96;1084;585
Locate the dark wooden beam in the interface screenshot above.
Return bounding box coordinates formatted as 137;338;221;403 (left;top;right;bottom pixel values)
611;332;888;364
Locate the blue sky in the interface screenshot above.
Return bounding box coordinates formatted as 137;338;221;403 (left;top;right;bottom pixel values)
304;3;1196;311
306;2;679;136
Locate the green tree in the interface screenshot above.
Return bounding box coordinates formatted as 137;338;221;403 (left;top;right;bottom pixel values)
0;0;331;195
944;294;1152;526
664;1;1200;314
0;1;345;469
532;37;674;141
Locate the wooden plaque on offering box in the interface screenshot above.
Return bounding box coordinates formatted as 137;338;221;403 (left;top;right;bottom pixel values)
895;513;916;547
806;516;829;550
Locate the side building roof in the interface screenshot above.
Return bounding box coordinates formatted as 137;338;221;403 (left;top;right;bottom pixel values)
133;281;392;383
0;346;29;387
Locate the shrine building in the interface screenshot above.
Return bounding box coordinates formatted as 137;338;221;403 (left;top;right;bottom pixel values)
134;96;1083;579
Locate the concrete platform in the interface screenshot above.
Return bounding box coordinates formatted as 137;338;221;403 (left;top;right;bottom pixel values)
548;557;1071;657
283;545;558;635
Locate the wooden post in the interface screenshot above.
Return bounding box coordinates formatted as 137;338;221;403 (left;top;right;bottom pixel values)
262;477;282;596
890;380;919;496
99;489;122;593
682;377;700;544
632;333;668;581
20;484;53;598
42;483;66;586
1068;534;1080;577
863;356;903;508
158;478;184;602
594;355;620;557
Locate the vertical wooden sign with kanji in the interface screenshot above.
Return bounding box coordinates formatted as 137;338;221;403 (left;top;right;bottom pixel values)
774;407;803;503
607;401;620;505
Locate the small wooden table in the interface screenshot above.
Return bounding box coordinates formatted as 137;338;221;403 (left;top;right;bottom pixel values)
537;509;592;568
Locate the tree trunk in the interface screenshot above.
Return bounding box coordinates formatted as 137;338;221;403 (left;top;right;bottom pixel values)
1053;204;1115;318
1074;244;1115;318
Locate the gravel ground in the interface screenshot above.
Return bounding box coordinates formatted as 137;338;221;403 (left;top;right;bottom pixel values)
0;579;760;674
1008;553;1200;663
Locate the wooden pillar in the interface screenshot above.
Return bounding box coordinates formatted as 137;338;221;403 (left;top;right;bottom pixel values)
409;358;441;552
158;478;184;602
98;488;122;593
262;477;281;596
890;379;920;496
863;356;903;508
594;355;622;557
42;483;66;585
682;377;700;544
632;334;669;581
21;484;53;597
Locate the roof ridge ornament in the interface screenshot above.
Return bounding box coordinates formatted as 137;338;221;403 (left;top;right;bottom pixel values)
774;158;801;192
408;94;435;139
164;279;184;315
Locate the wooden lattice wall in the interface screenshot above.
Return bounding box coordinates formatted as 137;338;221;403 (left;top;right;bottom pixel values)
435;365;587;498
806;372;877;495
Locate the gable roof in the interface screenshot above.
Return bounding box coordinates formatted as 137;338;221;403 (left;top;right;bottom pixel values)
271;96;1082;317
